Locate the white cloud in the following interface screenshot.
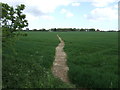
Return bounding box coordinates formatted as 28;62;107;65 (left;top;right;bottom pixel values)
114;4;118;8
1;0;73;13
71;0;118;7
84;7;117;21
78;0;118;7
41;15;54;20
71;2;80;6
24;0;73;13
26;13;39;21
91;0;118;7
66;12;74;17
4;0;75;19
25;6;46;16
60;8;74;18
0;0;25;6
60;9;67;14
1;0;72;22
1;0;118;15
1;0;118;29
1;0;119;8
26;13;54;21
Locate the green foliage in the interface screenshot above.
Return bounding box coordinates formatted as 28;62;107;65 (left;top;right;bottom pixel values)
1;3;28;46
59;32;118;88
3;32;74;88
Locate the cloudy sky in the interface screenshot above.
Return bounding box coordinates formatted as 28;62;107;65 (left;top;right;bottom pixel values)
1;0;119;30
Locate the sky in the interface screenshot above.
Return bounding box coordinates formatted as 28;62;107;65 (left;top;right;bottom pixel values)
1;0;119;31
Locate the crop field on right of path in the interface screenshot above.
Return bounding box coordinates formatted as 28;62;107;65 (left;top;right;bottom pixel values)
59;32;118;88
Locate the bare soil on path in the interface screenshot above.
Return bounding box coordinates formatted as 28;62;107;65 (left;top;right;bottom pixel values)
51;34;70;83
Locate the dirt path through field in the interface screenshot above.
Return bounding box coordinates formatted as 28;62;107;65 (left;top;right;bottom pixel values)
51;34;69;83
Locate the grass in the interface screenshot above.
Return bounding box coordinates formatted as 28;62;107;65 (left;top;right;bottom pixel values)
2;31;118;88
2;32;74;88
59;32;118;88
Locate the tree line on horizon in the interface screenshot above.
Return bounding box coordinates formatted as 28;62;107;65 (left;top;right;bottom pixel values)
25;28;118;32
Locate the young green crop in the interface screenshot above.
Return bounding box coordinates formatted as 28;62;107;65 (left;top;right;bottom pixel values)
3;31;118;88
2;32;74;88
59;32;118;88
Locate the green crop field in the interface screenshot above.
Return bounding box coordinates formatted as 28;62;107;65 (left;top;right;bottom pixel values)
2;32;74;88
59;32;118;88
3;31;118;88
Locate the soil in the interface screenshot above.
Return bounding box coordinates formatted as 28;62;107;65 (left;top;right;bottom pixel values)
51;34;70;83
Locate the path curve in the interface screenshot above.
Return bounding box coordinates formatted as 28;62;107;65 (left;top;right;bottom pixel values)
51;34;69;83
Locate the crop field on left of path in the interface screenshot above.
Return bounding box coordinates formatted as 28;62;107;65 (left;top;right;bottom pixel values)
2;32;74;88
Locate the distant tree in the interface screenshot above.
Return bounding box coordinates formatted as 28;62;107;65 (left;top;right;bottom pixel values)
72;28;76;31
41;28;46;31
51;28;57;32
107;30;116;32
33;29;37;31
26;28;29;31
80;28;85;31
96;29;100;32
89;28;96;32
